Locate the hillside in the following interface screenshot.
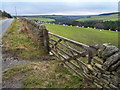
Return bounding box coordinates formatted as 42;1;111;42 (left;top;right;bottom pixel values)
98;12;119;16
21;15;89;23
0;10;12;19
76;14;118;22
27;17;55;22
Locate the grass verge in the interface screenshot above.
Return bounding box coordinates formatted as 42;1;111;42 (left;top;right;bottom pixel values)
2;19;47;60
0;17;8;20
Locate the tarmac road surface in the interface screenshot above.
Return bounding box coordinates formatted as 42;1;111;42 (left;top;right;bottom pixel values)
0;18;14;36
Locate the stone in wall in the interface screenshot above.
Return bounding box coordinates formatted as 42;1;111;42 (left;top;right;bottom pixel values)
96;44;120;88
98;44;119;61
103;52;120;71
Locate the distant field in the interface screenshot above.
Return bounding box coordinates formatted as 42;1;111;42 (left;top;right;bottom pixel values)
45;24;118;46
0;17;8;20
27;18;55;22
76;14;118;22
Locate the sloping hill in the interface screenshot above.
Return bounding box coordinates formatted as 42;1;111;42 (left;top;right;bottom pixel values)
0;10;12;19
27;18;55;22
98;12;119;16
76;13;118;22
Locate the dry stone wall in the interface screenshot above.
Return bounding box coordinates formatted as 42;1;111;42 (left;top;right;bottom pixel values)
19;18;49;54
88;44;120;88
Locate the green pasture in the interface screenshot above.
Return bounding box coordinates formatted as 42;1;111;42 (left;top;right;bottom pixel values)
45;24;118;46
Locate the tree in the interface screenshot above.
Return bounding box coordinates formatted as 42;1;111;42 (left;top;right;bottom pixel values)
71;21;81;26
94;23;104;29
0;10;2;17
1;10;12;18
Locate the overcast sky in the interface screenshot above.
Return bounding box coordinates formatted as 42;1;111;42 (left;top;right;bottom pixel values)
0;0;119;15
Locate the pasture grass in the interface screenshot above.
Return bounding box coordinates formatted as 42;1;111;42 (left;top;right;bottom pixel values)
45;24;118;46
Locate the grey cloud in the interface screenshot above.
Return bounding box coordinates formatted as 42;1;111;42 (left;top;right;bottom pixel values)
0;2;118;15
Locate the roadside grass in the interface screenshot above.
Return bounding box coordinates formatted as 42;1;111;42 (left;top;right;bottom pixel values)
45;24;118;46
3;61;84;88
2;19;47;60
3;62;33;80
0;17;8;20
27;17;55;22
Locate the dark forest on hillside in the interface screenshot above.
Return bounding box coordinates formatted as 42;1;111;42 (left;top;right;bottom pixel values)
0;10;12;18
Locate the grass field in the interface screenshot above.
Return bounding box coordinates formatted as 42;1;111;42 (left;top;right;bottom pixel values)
45;24;118;46
27;18;55;22
76;14;118;22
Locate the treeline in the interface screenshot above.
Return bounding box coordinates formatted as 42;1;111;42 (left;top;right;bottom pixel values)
24;14;119;31
43;15;88;23
0;10;12;18
23;15;89;23
52;19;119;31
41;15;119;31
66;20;119;31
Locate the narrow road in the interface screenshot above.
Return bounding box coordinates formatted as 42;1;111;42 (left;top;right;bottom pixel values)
0;18;30;88
0;18;14;37
0;18;14;89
